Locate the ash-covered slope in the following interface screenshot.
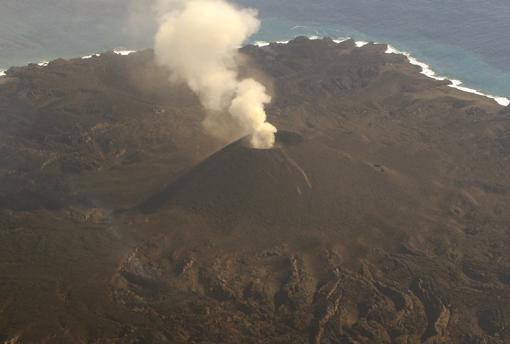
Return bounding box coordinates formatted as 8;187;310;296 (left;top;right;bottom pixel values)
139;131;313;223
135;128;433;256
1;37;510;343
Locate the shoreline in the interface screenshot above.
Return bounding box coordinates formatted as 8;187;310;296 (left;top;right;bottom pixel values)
1;40;508;107
0;50;137;75
384;45;510;107
253;36;510;107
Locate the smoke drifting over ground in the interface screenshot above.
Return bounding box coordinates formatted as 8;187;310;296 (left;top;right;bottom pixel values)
154;0;277;148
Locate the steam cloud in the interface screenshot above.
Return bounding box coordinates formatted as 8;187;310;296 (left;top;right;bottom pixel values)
154;0;277;148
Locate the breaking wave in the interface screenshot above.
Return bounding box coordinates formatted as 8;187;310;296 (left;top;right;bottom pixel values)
1;40;508;108
253;35;509;107
384;45;509;106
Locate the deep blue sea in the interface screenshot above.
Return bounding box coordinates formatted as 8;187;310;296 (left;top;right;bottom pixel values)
1;0;509;104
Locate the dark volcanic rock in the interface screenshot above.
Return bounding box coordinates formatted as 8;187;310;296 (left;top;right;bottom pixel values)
1;37;510;343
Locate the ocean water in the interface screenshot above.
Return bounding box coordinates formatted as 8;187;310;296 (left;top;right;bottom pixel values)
1;0;509;105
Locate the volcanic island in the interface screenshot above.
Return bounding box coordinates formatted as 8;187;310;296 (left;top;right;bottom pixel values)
0;37;509;343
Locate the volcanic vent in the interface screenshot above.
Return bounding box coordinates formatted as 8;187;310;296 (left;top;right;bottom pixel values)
134;126;433;256
138;131;311;226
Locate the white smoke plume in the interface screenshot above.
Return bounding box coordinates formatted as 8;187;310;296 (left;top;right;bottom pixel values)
154;0;277;148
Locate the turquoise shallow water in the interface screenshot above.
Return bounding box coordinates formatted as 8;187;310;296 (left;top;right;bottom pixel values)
1;1;509;104
249;17;510;103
